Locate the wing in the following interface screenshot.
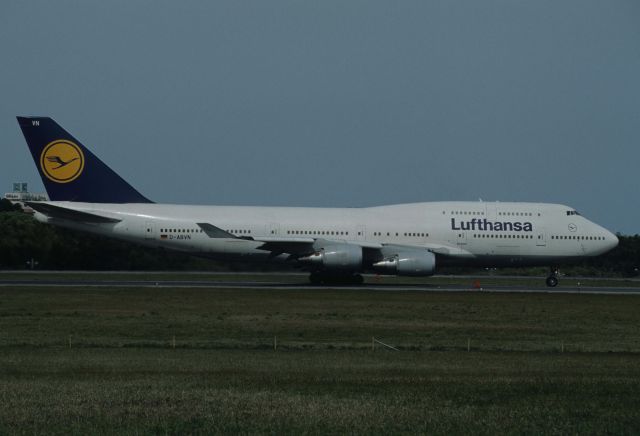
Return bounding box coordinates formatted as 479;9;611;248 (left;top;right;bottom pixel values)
250;237;473;257
195;222;475;261
253;236;473;260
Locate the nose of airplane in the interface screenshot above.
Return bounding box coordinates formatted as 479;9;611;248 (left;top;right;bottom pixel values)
605;231;619;251
588;222;619;255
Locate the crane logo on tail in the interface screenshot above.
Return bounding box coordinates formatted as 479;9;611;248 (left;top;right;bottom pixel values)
40;140;85;183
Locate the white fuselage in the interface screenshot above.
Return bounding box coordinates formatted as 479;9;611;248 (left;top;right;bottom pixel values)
33;200;618;271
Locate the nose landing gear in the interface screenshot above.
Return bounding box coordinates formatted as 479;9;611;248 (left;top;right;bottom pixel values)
546;268;559;287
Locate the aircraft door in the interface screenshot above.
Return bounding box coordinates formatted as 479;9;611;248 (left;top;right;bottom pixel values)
268;223;280;236
536;227;546;246
485;204;497;221
143;220;155;240
456;231;467;245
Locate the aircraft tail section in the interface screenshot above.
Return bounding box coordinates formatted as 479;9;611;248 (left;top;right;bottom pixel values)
16;116;152;203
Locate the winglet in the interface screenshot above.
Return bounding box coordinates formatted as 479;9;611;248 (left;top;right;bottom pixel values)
17;116;152;203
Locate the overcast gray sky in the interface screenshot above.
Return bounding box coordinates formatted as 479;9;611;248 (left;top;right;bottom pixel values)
1;1;639;234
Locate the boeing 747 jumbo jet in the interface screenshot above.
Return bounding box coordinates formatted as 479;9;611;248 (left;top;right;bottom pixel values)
16;116;618;286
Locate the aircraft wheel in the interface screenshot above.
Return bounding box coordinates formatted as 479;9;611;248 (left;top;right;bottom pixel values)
309;273;323;285
352;274;364;285
546;275;558;287
309;273;362;285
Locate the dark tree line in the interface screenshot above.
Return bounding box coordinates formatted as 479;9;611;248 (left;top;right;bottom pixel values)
0;200;234;271
573;233;640;277
1;199;638;275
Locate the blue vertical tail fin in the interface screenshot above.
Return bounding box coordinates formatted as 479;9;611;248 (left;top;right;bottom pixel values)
17;116;152;203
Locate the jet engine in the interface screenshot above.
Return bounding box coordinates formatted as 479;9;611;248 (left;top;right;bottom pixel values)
372;249;436;276
298;243;363;270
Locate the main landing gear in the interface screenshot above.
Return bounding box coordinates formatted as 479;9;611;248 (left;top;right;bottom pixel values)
546;268;559;287
309;272;364;285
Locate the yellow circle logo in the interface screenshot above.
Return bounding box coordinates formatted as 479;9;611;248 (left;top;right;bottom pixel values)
40;140;85;183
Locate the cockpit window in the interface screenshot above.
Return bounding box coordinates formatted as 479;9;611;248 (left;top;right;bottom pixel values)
566;210;581;216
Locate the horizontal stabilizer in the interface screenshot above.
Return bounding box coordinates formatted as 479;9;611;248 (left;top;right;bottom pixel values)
26;202;121;223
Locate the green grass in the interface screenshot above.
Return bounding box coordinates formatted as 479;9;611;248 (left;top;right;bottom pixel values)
1;287;639;352
1;349;639;434
0;284;639;433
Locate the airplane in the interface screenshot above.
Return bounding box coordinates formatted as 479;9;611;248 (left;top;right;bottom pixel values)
16;116;619;286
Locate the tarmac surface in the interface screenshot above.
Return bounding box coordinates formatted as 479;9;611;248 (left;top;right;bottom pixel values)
1;274;639;295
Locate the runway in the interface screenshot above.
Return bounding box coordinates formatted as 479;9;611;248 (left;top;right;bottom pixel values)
1;276;639;295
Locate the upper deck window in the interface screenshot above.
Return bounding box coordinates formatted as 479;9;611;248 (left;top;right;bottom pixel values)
566;210;581;216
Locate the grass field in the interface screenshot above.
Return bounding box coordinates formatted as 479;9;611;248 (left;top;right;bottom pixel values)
0;276;639;434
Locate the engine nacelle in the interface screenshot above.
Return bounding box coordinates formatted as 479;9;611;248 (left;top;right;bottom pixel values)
372;249;436;276
298;243;363;271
